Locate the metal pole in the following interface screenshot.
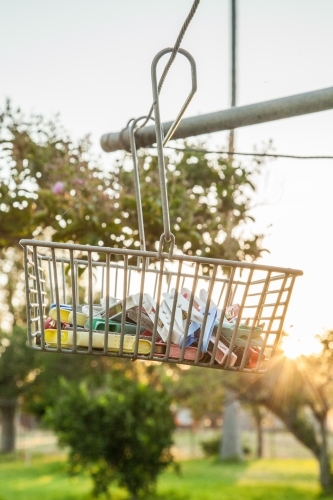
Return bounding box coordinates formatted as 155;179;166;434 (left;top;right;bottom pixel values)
101;86;333;153
228;0;236;158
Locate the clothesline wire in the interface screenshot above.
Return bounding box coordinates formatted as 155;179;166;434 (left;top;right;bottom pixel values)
161;146;333;160
134;0;201;132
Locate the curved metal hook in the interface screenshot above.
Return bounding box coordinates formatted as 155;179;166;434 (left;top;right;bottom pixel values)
158;232;175;260
151;47;197;243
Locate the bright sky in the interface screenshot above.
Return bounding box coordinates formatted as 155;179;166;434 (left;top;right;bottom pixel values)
1;0;333;356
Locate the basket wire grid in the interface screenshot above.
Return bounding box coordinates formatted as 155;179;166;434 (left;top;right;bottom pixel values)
20;48;303;373
21;240;302;373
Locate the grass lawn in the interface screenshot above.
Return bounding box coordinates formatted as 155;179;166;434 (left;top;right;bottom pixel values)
0;453;328;500
159;458;323;500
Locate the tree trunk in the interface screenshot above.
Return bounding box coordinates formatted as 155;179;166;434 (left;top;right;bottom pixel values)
318;416;333;493
220;389;243;461
223;360;333;493
254;409;263;459
266;400;333;492
0;399;17;453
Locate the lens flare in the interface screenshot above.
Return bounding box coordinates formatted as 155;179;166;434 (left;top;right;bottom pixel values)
281;332;322;359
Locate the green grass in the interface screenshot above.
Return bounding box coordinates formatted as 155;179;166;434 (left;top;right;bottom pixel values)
0;453;329;500
159;458;324;500
0;454;96;500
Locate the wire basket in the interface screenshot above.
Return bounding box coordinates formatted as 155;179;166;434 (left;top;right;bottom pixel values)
20;240;302;373
20;48;303;373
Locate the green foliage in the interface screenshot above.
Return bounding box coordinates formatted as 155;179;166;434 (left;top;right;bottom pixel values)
23;352;109;420
1;99;267;261
114;148;267;262
0;326;36;399
200;435;252;458
200;435;221;457
220;358;323;455
45;373;175;498
314;330;333;405
0;326;36;452
0;247;27;327
0;100;119;249
164;365;225;424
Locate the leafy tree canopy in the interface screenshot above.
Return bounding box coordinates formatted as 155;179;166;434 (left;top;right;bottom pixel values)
114;147;267;262
0;100;267;263
0;100;116;248
0;326;35;400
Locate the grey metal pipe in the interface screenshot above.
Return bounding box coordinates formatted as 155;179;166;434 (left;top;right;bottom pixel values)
101;86;333;153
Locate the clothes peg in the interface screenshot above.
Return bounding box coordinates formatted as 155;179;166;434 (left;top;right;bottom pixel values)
141;294;173;342
162;292;187;338
181;287;206;311
200;306;217;352
126;308;154;333
100;296;122;319
81;305;104;318
169;289;205;325
220;321;263;346
225;304;240;322
208;334;237;366
198;289;222;321
49;304;73;323
68;310;89;327
160;299;183;343
100;293;145;323
179;306;217;353
154;342;205;361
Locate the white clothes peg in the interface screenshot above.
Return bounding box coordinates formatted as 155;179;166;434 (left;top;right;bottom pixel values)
181;287;206;311
141;294;174;342
168;288;204;325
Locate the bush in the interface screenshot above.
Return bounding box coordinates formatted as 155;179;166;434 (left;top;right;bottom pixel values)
200;435;252;458
200;435;221;457
45;373;175;498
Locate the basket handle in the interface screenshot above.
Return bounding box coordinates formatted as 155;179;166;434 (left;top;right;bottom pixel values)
151;47;197;246
129;115;154;253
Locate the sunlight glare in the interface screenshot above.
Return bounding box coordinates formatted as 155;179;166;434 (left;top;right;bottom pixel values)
281;331;322;359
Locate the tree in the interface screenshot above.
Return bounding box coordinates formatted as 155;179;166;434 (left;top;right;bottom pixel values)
0;102;102;452
0;100;125;451
0;100;268;453
163;364;224;425
113;146;267;260
45;373;175;499
220;388;243;461
220;349;333;494
0;244;36;452
0;100;120;250
23;351;110;420
0;326;35;452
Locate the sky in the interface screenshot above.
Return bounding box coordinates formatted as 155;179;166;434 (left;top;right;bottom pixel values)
1;0;333;356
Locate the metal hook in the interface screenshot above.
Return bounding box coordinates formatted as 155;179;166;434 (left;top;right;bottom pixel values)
151;47;197;243
158;232;175;260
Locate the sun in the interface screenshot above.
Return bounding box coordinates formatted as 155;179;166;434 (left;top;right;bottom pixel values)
281;332;322;359
281;335;303;359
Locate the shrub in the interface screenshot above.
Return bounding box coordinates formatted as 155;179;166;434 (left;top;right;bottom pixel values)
200;435;221;457
46;373;175;498
200;435;252;458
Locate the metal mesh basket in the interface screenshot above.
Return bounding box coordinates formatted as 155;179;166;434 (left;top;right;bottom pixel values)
20;239;302;373
20;48;303;373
